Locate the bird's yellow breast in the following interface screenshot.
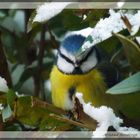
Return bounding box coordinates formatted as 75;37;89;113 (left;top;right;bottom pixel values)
50;66;107;110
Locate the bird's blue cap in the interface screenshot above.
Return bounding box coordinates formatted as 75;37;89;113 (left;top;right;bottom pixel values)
61;35;85;55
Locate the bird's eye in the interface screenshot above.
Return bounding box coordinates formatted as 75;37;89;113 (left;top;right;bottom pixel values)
58;50;74;64
76;47;94;65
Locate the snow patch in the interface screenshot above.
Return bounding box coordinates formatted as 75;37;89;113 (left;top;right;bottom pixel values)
0;104;4;111
69;27;93;37
76;92;139;138
81;10;125;51
33;2;71;23
0;76;9;93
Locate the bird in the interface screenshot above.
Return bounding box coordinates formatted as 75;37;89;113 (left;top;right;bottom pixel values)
50;34;121;110
50;34;140;126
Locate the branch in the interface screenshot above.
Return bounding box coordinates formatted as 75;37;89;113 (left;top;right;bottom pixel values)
121;14;140;46
50;113;96;130
31;96;67;115
34;24;46;98
31;96;97;130
121;15;132;33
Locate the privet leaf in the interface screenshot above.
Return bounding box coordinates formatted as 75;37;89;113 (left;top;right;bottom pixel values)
114;33;140;71
106;72;140;94
2;104;13;122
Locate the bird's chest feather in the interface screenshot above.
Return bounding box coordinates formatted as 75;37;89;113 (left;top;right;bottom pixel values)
50;66;107;110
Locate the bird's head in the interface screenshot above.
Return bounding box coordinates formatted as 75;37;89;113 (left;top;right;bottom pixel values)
57;35;100;74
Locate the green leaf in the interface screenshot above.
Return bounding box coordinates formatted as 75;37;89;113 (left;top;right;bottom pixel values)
133;27;140;36
1;17;15;32
27;10;39;33
106;72;140;94
16;96;72;130
62;10;88;31
6;89;17;107
0;11;6;18
14;59;53;90
14;67;36;90
0;16;21;35
48;12;67;37
4;123;22;131
1;33;17;63
114;33;140;71
85;9;108;27
2;104;13;122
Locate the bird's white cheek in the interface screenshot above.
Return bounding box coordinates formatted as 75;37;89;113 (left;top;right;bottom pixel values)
57;56;74;74
81;51;98;73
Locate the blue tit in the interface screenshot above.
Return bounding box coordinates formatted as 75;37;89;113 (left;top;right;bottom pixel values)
50;34;121;111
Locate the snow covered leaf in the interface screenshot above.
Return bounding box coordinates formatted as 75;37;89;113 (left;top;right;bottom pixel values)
77;10;126;55
106;72;140;95
33;2;71;23
27;3;72;33
114;33;140;71
0;76;9;93
2;104;13;122
78;10;140;56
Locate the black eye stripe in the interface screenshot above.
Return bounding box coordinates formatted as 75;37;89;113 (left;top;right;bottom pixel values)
58;47;95;66
58;50;74;64
77;47;94;65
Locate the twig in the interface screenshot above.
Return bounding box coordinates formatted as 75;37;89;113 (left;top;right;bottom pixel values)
31;96;67;115
50;113;96;130
121;14;140;46
121;15;132;33
34;24;46;99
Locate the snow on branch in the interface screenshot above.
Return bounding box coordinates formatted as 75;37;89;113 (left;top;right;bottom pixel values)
33;2;71;23
0;76;9;93
82;10;140;52
76;92;139;138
